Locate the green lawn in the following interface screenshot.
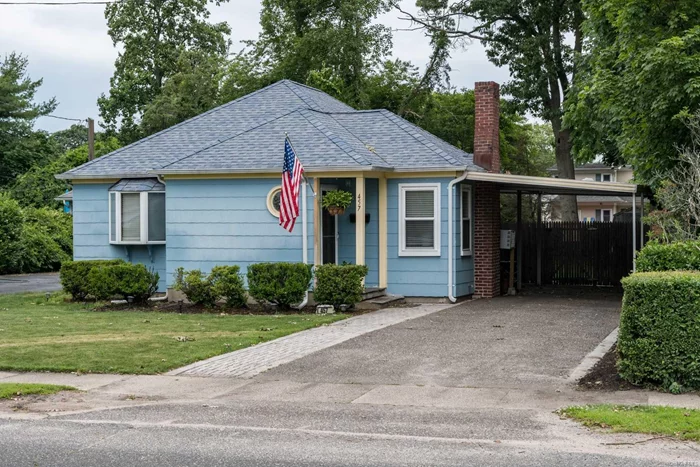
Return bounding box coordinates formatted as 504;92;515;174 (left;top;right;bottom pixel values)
561;405;700;441
0;383;76;400
0;292;346;374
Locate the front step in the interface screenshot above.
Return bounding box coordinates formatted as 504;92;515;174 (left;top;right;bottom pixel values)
361;287;386;301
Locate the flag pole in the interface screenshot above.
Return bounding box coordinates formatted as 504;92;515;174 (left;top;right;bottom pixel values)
285;132;316;197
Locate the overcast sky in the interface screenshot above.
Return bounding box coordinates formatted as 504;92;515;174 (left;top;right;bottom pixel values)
0;0;510;133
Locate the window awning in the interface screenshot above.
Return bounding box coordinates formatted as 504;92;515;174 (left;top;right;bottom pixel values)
109;178;165;192
464;171;637;196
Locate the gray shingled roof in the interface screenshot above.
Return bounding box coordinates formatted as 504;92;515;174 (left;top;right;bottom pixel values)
58;80;482;179
109;178;165;192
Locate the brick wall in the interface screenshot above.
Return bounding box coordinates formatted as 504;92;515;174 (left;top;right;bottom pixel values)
473;181;501;298
474;82;500;173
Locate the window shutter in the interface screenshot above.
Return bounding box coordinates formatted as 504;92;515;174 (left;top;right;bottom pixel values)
121;193;141;241
148;193;166;241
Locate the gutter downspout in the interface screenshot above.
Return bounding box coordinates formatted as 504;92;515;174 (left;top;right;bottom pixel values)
448;171;469;303
296;181;310;309
150;175;169;302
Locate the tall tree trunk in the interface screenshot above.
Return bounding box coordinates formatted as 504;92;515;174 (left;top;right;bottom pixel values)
552;115;578;221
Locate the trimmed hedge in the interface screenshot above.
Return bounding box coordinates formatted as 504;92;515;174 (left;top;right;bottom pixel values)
636;241;700;272
210;265;247;308
173;266;247;308
87;263;159;303
619;271;700;392
247;262;312;308
60;259;126;300
313;263;369;308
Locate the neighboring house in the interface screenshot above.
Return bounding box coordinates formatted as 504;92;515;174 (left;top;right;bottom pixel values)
549;163;636;222
57;80;637;299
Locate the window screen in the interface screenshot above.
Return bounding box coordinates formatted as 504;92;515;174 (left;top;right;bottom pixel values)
121;193;141;241
109;192;116;242
148;193;166;241
461;187;472;253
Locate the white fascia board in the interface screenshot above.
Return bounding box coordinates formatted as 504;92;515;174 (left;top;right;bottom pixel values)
465;171;638;194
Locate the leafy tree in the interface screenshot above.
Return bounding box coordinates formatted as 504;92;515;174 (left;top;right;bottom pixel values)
8;137;121;209
231;0;393;107
566;0;700;185
141;50;227;135
49;124;89;153
98;0;231;143
397;0;584;220
0;53;57;187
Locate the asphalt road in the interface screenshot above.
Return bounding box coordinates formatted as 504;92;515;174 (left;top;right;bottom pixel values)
2;401;698;467
0;272;61;294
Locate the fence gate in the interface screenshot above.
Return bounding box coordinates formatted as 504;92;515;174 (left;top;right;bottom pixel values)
507;221;641;287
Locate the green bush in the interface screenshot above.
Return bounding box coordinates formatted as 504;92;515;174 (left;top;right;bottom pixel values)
87;263;159;303
247;262;312;308
210;265;247;308
0;195;73;274
60;259;126;300
313;263;369;308
636;240;700;272
174;267;218;307
619;271;700;391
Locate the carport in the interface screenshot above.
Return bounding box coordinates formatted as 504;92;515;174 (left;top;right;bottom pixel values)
464;171;641;290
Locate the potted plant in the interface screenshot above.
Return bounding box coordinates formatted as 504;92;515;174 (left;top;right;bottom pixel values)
322;190;353;216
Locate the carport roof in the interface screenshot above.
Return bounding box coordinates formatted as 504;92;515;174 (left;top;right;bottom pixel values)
465;171;638;196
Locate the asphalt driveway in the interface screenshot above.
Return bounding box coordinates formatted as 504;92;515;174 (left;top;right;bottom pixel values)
0;273;61;294
259;291;622;389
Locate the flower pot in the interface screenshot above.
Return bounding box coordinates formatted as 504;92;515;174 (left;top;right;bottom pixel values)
327;205;345;216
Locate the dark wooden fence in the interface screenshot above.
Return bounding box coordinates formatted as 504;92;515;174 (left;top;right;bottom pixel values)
504;221;643;287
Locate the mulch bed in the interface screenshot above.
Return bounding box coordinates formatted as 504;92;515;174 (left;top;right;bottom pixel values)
577;343;640;391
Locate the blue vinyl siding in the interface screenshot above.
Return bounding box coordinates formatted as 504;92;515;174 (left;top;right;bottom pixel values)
165;178;314;288
72;183;166;291
386;177;474;297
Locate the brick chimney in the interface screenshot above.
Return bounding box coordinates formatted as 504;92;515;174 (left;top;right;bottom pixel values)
473;82;500;173
473;81;501;298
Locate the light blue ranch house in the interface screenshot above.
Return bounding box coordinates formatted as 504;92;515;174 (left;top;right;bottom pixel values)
58;80;638;300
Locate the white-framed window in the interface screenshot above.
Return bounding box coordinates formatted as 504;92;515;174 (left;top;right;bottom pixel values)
595;173;612;182
109;191;166;244
595;208;612;222
460;185;473;256
398;183;441;257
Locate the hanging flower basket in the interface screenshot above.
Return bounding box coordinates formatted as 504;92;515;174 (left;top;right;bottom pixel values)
322;190;353;216
326;205;346;216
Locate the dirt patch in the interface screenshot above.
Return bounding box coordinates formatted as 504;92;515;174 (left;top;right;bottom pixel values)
577;344;640;391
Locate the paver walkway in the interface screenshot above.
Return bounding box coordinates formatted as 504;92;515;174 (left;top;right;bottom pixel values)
168;303;453;378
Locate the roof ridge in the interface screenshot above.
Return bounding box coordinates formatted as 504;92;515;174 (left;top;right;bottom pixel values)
281;80;355;110
158;107;305;169
377;110;462;167
296;109;371;166
65;81;291;175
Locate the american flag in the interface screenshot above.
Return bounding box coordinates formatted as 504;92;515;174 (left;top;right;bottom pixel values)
279;136;305;232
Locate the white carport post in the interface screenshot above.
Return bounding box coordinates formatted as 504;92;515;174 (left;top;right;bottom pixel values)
632;191;636;272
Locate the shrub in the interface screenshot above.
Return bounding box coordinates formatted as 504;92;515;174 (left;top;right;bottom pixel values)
619;271;700;391
173;267;218;307
247;262;312;308
636;240;700;272
60;259;126;300
87;263;159;303
313;263;369;308
210;265;247;308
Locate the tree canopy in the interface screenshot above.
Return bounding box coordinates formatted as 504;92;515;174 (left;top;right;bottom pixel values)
566;0;700;185
0;53;57;187
98;0;231;143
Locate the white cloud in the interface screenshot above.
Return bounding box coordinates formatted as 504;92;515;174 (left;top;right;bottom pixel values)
0;0;509;132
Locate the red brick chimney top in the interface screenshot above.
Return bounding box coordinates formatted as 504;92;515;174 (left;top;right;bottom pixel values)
473;82;500;173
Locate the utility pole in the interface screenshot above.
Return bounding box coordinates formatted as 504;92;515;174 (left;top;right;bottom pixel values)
87;118;95;161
